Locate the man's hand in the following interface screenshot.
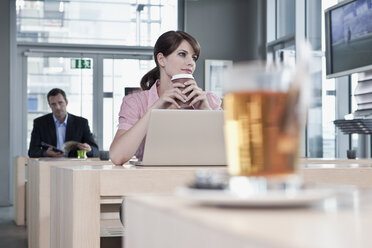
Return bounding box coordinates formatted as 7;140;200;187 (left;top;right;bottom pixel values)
45;147;64;157
77;143;91;152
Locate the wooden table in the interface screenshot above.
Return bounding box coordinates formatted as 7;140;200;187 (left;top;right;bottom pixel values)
13;156;28;225
301;164;372;188
27;158;112;248
15;157;370;226
50;165;226;248
49;161;372;248
125;189;372;248
299;158;372;164
12;156;101;226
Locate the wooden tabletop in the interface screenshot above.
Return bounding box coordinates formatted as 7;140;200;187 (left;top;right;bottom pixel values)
126;188;372;248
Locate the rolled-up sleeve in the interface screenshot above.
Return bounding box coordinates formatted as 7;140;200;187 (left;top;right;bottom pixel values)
206;92;222;110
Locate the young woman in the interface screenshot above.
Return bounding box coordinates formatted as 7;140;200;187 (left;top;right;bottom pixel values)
110;30;221;165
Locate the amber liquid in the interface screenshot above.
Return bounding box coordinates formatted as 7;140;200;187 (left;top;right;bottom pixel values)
224;91;299;177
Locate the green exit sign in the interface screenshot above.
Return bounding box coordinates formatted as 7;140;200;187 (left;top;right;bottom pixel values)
71;59;92;69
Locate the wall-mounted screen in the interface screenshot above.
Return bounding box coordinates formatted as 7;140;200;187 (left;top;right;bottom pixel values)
325;0;372;78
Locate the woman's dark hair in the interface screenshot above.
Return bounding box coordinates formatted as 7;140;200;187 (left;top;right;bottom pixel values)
47;88;67;103
140;30;200;90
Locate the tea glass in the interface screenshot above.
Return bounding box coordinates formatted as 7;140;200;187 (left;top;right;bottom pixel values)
223;61;308;193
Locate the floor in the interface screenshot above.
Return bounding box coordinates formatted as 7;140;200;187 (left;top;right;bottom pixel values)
0;206;122;248
0;206;27;248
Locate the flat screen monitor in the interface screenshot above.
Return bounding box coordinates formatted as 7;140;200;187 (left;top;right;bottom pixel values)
325;0;372;78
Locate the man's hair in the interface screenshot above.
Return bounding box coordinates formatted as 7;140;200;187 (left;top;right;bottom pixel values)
47;88;67;103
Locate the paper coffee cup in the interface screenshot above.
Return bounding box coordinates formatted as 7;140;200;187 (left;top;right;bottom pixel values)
171;74;194;108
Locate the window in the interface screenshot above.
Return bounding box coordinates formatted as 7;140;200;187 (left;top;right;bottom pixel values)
267;0;341;157
16;0;177;154
16;0;178;46
276;0;295;39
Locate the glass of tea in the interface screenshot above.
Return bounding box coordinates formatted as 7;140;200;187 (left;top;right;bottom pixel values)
223;61;309;184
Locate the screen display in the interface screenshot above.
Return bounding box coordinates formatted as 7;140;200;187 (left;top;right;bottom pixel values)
329;0;372;76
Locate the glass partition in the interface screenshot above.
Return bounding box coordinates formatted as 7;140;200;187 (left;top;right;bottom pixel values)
27;56;93;148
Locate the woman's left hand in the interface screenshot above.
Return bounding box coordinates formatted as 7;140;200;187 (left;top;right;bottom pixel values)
182;80;211;110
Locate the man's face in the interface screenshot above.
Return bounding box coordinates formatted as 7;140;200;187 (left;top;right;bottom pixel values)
48;93;68;121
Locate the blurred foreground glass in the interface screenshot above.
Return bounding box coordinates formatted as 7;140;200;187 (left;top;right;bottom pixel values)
223;61;309;179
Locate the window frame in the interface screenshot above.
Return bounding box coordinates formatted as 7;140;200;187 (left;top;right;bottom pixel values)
266;0;354;158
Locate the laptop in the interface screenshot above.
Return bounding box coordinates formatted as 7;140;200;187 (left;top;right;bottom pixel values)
131;109;226;166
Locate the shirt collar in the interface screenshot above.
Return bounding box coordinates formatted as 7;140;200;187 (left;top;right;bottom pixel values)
147;80;160;109
53;113;68;126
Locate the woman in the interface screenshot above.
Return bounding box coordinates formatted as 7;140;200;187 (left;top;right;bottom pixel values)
110;30;221;165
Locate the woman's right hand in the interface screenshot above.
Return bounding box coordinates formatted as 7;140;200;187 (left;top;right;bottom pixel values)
151;82;187;109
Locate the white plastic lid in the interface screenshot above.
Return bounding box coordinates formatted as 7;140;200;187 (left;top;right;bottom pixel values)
171;74;194;81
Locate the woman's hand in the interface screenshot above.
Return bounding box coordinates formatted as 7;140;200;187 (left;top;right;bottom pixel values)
151;82;187;109
182;80;211;110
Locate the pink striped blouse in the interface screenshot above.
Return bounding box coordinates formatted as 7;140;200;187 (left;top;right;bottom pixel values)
117;80;222;160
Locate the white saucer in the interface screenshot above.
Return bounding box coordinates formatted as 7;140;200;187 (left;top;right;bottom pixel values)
175;187;334;207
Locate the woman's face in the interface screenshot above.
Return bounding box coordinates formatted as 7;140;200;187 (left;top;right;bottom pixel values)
158;40;197;77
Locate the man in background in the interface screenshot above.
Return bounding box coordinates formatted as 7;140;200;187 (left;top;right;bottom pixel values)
28;88;99;158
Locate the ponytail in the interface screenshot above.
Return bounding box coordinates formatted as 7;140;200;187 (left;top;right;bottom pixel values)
140;67;160;90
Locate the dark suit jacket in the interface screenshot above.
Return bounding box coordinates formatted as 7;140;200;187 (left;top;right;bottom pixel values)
28;113;99;158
